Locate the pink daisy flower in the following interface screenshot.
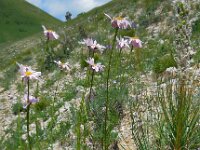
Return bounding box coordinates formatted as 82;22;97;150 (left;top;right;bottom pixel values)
42;25;59;40
17;63;41;81
86;58;105;72
23;94;39;109
127;37;142;48
116;37;130;49
54;60;71;71
104;13;131;29
79;38;106;53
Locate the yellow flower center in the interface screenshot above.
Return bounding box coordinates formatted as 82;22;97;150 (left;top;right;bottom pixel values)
25;71;33;76
114;16;123;20
47;29;53;32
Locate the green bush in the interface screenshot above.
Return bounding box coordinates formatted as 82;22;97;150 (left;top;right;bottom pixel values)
80;55;89;69
12;102;24;115
193;49;200;63
34;96;49;111
192;19;200;36
153;54;177;74
59;87;76;102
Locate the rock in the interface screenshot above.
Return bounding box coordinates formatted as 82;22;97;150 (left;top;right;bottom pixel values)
76;86;85;97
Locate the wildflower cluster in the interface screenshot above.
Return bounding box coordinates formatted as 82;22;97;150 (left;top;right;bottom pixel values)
7;1;199;149
17;63;41;107
17;62;41;149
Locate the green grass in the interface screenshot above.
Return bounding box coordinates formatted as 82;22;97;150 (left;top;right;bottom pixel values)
0;0;62;44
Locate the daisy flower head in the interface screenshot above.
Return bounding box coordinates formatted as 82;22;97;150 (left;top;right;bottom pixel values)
104;13;132;29
128;37;142;48
90;40;106;53
54;60;71;71
116;37;129;49
86;58;105;72
42;25;59;40
23;94;39;109
93;63;105;72
79;38;93;47
17;63;41;81
86;57;95;66
79;38;106;53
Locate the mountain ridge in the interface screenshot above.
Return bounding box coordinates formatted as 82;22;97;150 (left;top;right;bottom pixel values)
0;0;62;44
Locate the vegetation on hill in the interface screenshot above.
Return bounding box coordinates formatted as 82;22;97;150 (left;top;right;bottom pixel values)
0;0;200;149
0;0;62;44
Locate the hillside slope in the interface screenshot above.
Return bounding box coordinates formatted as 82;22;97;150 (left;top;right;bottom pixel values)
0;0;62;44
0;0;200;149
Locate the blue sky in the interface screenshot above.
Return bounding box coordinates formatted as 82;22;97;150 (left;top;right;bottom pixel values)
26;0;111;21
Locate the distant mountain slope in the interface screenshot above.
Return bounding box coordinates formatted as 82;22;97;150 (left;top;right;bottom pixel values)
0;0;62;44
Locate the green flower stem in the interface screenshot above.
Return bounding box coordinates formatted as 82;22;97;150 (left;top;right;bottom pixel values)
50;85;58;150
92;50;95;58
104;28;118;150
88;50;95;102
130;45;133;53
88;47;95;58
76;111;81;150
27;79;31;150
89;69;95;101
130;45;134;63
118;48;123;90
17;110;22;148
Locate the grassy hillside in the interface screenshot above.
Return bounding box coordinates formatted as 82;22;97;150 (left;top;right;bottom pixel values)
0;0;200;149
0;0;62;44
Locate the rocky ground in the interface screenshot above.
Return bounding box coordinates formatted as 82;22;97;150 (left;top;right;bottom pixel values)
0;84;18;137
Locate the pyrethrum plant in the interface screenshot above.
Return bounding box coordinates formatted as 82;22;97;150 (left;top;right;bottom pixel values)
157;77;200;149
40;25;60;71
156;1;200;149
71;96;89;150
129;1;200;149
17;63;41;150
103;12;140;149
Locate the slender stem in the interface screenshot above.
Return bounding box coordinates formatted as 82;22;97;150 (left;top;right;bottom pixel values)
17;110;22;148
92;49;95;58
87;49;95;87
118;48;123;90
89;70;95;101
88;50;95;110
50;85;58;150
88;50;95;103
27;79;31;150
119;48;122;57
130;45;133;53
104;28;118;150
129;46;134;75
76;111;81;150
